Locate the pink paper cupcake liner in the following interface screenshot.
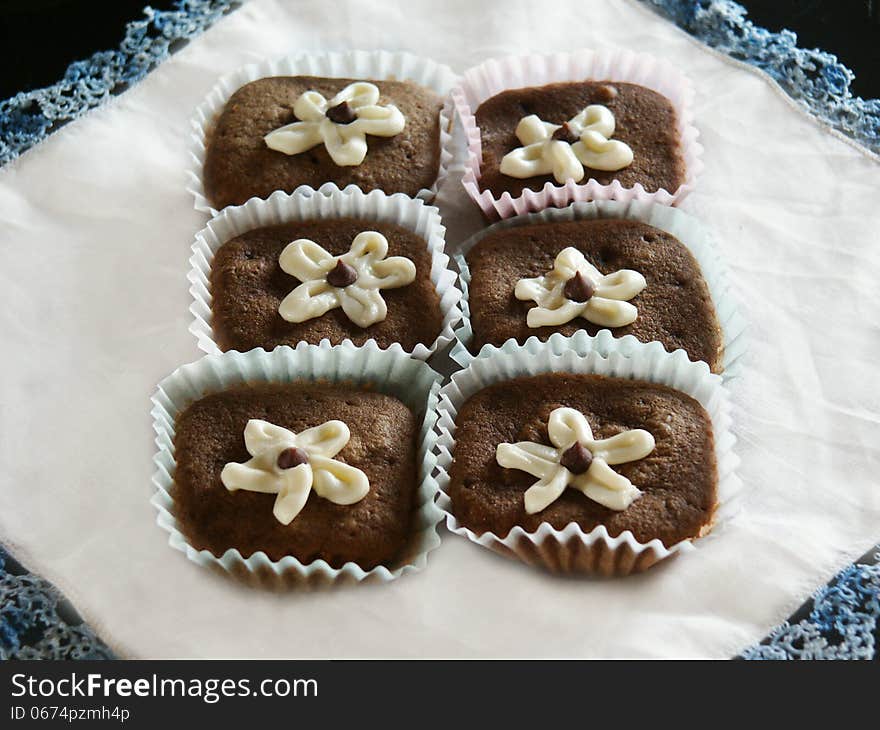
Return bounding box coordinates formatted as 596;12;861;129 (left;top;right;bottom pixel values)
453;48;704;219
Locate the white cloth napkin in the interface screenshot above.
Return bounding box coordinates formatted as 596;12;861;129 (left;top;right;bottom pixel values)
1;0;878;659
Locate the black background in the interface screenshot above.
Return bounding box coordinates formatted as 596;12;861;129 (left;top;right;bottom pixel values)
1;0;879;100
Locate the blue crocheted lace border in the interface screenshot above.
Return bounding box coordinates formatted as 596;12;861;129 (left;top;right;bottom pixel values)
0;547;113;660
0;0;237;166
645;0;880;154
0;0;878;660
740;553;879;660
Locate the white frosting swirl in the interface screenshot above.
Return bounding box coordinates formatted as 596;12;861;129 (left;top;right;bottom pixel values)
496;407;654;513
220;419;369;525
499;116;584;183
499;104;633;183
278;231;417;328
568;105;634;171
264;82;405;166
515;247;646;328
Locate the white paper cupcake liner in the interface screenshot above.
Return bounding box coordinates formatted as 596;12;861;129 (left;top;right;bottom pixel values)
150;342;444;587
187;50;459;216
435;339;741;576
189;184;463;361
450;199;747;379
453;48;703;219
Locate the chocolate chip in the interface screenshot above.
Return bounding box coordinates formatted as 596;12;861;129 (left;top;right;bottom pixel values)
326;101;356;124
563;271;596;302
326;259;358;288
595;84;618;102
560;442;593;475
277;446;308;469
551;122;579;144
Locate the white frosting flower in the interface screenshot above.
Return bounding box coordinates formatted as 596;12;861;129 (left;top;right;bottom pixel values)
496;407;654;514
568;106;634;171
264;81;406;166
221;419;369;525
515;247;646;328
277;231;417;328
499;105;633;183
499;115;584;184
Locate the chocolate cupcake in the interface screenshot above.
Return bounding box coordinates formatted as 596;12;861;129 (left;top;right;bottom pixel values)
452;200;745;377
151;344;443;584
188;52;457;214
454;49;702;218
435;340;739;576
190;187;462;359
174;383;417;570
448;374;716;548
476;81;684;199
462;217;722;370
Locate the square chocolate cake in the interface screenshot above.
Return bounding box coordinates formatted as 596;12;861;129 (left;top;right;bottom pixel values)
465;218;723;371
210;217;443;352
448;373;717;546
173;383;419;569
204;76;443;209
475;80;685;197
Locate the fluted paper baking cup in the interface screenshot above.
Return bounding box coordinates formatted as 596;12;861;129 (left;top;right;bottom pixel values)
151;342;444;587
453;48;703;219
189;184;463;360
187;50;459;216
450;199;747;378
435;339;740;576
